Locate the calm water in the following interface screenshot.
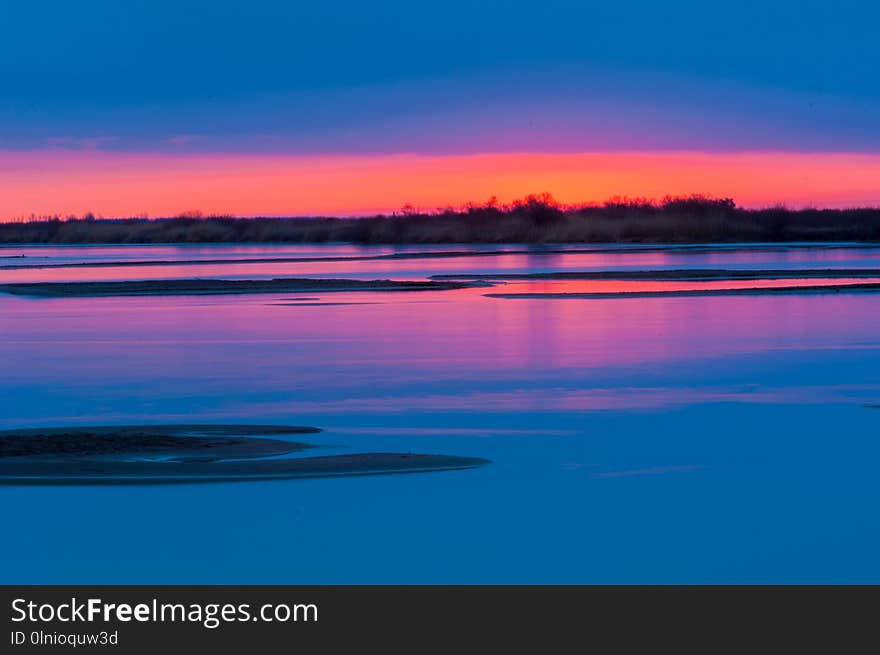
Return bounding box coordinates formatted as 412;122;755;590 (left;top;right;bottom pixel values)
2;243;880;582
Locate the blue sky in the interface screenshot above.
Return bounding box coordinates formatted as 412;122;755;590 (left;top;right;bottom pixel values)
3;0;879;153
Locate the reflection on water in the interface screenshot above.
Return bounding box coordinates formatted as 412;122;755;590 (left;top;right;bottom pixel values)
2;243;880;583
5;242;880;283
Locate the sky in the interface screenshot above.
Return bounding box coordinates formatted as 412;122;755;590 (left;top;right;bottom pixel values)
2;0;879;217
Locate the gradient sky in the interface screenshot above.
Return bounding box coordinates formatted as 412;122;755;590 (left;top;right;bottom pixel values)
3;1;879;216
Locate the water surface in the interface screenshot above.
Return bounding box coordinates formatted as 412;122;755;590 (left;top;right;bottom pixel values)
2;243;879;582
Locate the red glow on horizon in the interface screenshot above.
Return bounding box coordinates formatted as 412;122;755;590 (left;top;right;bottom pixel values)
2;150;880;220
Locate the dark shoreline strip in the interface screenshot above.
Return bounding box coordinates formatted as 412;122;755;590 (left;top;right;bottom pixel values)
0;278;473;297
0;424;490;484
0;424;320;460
485;282;880;299
435;268;880;281
0;453;490;485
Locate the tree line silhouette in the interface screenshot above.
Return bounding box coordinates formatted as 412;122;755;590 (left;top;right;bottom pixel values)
3;195;880;243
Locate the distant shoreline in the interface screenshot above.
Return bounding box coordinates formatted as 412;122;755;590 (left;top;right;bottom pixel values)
485;282;880;300
0;277;474;298
3;197;880;244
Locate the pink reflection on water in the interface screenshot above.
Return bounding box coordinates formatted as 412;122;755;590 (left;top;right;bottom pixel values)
3;244;880;424
494;277;880;294
3;281;880;422
4;243;880;285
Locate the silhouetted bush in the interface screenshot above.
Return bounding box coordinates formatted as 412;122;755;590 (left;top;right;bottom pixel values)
660;194;736;216
510;193;565;225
